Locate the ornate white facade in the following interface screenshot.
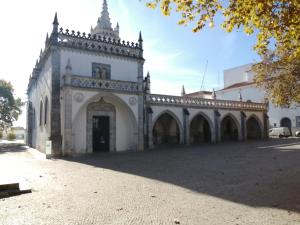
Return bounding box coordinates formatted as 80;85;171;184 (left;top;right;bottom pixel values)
26;1;268;156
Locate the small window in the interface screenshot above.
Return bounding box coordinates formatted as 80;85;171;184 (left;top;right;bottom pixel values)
33;108;36;129
92;63;111;79
44;97;48;125
39;101;43;126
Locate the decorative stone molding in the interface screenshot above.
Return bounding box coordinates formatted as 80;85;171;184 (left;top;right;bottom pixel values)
57;28;142;60
147;94;267;111
87;98;116;153
64;74;139;94
129;96;137;105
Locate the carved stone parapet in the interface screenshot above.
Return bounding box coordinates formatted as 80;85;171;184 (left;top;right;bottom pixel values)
65;74;139;93
147;94;267;111
58;28;142;59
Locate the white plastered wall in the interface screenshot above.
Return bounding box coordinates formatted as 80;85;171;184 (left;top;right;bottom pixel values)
28;55;52;153
60;49;138;82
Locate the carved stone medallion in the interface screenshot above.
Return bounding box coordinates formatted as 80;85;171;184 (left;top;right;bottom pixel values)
74;92;84;102
129;97;137;106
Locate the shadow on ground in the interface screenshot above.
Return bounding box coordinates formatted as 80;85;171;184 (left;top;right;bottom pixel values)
64;139;300;213
0;143;27;153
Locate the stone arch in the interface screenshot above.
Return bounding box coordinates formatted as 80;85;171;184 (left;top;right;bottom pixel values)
280;117;292;131
246;114;263;140
152;110;183;145
220;113;240;141
189;112;213;143
73;93;138;153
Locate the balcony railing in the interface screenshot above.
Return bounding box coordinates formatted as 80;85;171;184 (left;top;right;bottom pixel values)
64;75;139;93
147;94;267;111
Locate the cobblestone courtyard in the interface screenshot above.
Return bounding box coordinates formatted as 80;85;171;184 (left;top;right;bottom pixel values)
1;139;300;225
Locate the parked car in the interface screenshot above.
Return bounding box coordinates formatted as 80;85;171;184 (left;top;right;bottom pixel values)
269;127;291;138
295;131;300;137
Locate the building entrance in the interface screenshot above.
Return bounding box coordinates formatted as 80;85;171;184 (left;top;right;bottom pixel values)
92;116;110;152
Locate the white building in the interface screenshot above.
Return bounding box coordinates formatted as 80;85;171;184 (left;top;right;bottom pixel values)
26;0;268;156
216;63;300;134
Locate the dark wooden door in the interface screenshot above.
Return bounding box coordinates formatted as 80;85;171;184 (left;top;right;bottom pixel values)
92;116;109;152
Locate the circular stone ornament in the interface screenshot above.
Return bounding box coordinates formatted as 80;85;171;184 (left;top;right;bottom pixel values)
129;97;137;105
74;92;84;102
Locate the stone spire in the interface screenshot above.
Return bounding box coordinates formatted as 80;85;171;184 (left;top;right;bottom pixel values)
91;0;119;38
98;0;112;30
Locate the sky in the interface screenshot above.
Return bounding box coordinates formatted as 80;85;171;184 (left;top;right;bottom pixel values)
0;0;261;128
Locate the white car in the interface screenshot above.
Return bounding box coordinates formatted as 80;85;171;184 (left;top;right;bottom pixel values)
269;127;291;138
295;131;300;137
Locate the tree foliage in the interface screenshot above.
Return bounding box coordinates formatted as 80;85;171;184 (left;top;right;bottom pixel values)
146;0;300;106
0;80;23;129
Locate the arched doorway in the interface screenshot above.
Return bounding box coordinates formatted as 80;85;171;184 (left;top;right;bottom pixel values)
221;115;239;141
153;113;180;145
87;98;116;153
190;114;212;144
280;117;292;131
246;116;262;139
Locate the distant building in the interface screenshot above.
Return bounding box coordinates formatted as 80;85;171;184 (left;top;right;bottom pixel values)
1;127;25;140
216;63;300;134
26;0;268;156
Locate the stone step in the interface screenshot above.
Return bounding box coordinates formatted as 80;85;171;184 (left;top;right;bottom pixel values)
0;181;31;198
0;182;19;191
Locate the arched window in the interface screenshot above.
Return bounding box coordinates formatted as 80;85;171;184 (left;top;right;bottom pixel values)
39;101;43;126
44;97;48;125
33;108;36;129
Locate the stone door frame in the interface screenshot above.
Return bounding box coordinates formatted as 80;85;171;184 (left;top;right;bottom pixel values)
87;99;116;153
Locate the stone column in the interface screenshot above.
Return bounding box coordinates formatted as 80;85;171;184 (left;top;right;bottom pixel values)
62;88;72;155
214;110;221;142
50;45;62;156
183;108;190;145
240;111;246;141
147;106;154;149
26;102;33;147
137;61;145;151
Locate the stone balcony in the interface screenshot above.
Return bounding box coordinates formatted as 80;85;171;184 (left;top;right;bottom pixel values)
63;74;139;94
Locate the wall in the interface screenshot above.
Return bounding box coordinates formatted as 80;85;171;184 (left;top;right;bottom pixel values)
60;49;138;82
27;54;52;153
224;63;252;88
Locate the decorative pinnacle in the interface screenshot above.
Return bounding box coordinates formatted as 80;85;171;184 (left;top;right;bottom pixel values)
53;12;59;25
147;71;150;78
212;88;216;99
65;58;72;74
45;33;49;43
139;31;143;42
181;85;186;96
239;90;243;101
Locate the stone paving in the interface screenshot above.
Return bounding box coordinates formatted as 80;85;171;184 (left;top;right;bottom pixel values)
1;139;300;225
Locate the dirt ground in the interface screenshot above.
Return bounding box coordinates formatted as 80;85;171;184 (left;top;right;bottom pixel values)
0;139;300;225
